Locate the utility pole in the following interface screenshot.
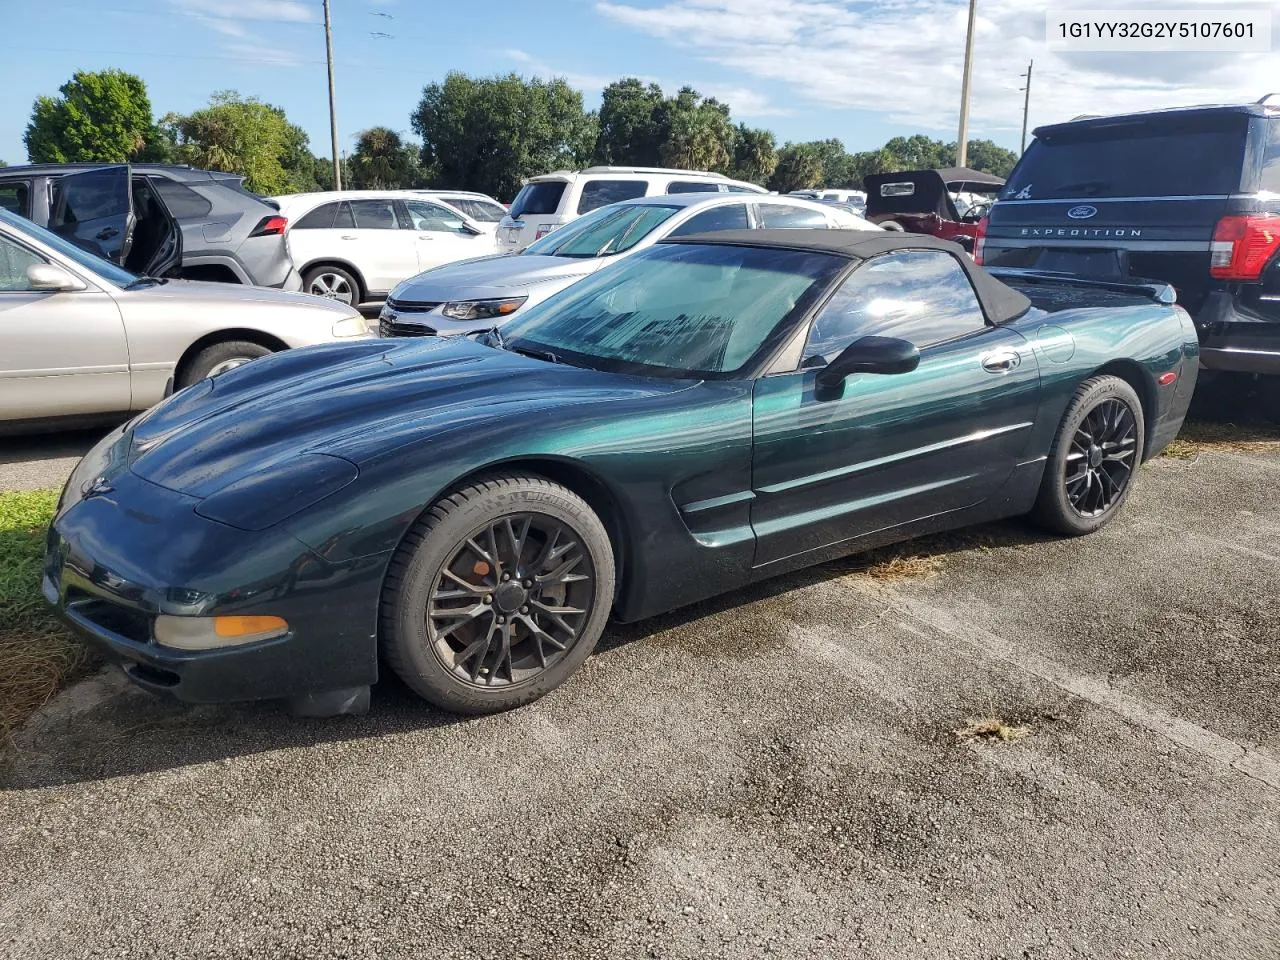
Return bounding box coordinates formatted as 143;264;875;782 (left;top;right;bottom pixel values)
1019;59;1034;154
323;0;342;190
956;0;978;168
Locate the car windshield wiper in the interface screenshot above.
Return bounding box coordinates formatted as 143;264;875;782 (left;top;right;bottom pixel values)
509;343;563;364
124;275;168;290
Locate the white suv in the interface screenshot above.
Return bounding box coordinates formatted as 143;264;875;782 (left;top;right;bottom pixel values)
497;166;767;253
273;190;497;307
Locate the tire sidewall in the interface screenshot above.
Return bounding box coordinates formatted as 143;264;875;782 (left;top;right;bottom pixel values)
387;479;615;714
1039;377;1145;535
181;340;271;387
303;265;360;306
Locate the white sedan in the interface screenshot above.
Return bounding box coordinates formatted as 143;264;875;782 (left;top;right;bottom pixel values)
272;190;498;308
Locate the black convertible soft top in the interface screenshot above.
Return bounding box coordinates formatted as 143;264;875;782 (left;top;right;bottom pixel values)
663;228;1032;326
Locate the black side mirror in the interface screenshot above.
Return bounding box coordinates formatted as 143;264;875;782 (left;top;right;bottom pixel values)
814;335;920;390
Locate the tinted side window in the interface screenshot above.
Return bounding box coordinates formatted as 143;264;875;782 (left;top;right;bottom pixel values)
0;235;43;291
725;184;759;193
403;200;466;232
668;203;750;237
510;182;566;218
349;199;398;230
334;202;356;229
577;180;647;214
804;250;986;361
149;178;213;218
666;181;721;195
0;182;31;217
295;202;341;229
1261;119;1280;193
758;204;829;229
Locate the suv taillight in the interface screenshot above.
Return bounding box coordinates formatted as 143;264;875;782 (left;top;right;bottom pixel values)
1210;214;1280;281
972;215;988;265
249;215;288;238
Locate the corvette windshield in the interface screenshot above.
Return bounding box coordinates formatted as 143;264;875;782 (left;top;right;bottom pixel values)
523;203;681;258
501;242;846;379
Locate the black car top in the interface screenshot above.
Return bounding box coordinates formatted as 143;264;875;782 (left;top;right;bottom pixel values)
663;229;1031;324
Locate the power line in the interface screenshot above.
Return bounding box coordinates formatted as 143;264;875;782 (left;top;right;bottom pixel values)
41;1;322;26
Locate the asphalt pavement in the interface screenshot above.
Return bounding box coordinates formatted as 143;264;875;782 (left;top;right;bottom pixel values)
2;444;1278;959
0;429;109;492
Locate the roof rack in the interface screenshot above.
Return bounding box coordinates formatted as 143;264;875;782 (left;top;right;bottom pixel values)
579;165;728;178
1257;93;1280;105
1070;114;1102;121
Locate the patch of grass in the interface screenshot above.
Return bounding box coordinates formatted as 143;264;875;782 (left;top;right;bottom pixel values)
1163;419;1280;459
0;490;95;750
860;553;944;582
954;715;1030;744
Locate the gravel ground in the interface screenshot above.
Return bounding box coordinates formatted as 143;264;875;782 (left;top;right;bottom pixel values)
0;430;107;492
1;447;1278;959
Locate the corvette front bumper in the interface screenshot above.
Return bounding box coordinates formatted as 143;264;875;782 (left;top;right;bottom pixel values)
43;468;386;705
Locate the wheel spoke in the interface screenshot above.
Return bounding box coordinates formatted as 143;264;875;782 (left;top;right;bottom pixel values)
426;509;596;689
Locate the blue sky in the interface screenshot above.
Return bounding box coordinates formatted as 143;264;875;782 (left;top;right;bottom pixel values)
1;0;1273;171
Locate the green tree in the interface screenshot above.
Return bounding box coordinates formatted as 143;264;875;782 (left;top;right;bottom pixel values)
768;143;824;193
0;160;7;168
162;92;308;194
24;69;159;163
349;126;421;189
961;138;1019;177
593;79;665;166
731;125;777;185
655;87;734;172
793;138;854;187
412;72;594;200
881;134;951;170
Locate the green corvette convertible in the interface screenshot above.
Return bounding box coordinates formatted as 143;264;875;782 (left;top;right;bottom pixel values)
45;230;1198;715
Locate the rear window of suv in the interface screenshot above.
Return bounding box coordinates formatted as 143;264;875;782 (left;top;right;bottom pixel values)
510;181;567;218
1002;114;1249;200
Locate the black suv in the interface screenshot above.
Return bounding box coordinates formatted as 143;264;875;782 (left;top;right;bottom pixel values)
0;163;300;289
978;99;1280;375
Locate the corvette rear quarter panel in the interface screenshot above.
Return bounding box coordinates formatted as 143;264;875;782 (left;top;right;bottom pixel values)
1010;302;1197;459
282;381;758;622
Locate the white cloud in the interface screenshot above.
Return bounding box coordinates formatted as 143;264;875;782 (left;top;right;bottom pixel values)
168;0;316;64
595;0;1280;139
504;49;788;118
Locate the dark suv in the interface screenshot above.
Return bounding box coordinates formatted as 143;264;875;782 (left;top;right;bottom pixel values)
0;163;300;289
978;99;1280;375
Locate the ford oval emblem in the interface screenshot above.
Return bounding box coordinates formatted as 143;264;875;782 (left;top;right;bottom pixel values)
1067;204;1098;220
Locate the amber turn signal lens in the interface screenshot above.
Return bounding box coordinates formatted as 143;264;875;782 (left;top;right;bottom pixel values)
214;615;289;638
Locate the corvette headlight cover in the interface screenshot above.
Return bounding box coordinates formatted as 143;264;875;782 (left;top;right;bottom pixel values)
194;454;358;531
155;615;289;650
440;297;527;321
332;315;369;338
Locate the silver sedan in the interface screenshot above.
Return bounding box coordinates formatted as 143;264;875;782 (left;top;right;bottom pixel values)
0;208;373;432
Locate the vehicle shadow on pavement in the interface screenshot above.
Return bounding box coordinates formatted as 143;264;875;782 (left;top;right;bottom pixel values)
1;518;1054;791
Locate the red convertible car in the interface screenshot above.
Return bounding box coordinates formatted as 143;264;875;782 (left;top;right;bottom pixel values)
863;167;1003;251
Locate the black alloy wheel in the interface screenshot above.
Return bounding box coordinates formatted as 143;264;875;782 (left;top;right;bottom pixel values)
1063;397;1138;517
427;514;595;686
1032;375;1146;536
381;474;615;713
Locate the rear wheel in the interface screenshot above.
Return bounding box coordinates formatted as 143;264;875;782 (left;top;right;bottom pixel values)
381;474;615;714
178;340;272;388
1032;375;1145;535
880;220;905;231
303;265;360;307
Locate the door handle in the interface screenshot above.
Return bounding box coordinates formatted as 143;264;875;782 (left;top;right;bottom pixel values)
417;234;436;240
340;235;357;240
981;350;1021;373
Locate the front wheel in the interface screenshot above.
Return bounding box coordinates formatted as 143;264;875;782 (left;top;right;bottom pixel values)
380;474;615;714
178;340;272;388
1032;375;1145;535
303;265;360;307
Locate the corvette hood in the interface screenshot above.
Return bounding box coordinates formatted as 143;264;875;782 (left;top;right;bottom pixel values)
392;254;603;302
128;338;689;498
